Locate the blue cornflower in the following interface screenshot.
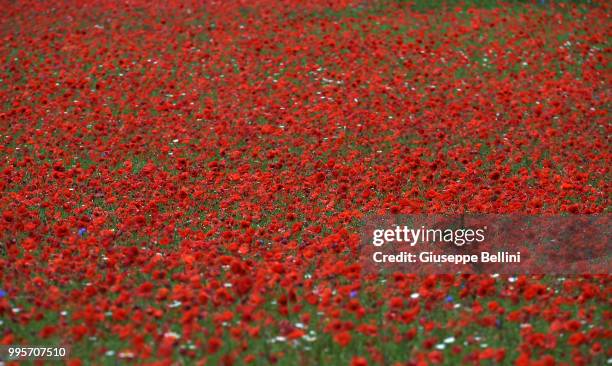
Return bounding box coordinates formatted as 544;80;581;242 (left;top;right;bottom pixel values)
78;228;87;236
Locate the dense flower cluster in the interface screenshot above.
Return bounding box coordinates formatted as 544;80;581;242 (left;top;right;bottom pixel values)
0;0;610;365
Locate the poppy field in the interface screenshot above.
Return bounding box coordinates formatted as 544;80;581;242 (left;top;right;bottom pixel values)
0;0;610;365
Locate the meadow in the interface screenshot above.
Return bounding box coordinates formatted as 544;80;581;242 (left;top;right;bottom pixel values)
0;0;610;365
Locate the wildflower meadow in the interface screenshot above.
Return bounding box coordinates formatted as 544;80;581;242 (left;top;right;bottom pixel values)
0;0;610;365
